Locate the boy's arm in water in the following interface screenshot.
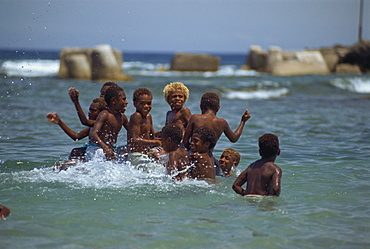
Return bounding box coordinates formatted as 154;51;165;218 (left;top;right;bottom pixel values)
269;164;282;196
46;113;90;141
223;109;251;143
89;111;116;160
232;168;248;196
68;87;95;127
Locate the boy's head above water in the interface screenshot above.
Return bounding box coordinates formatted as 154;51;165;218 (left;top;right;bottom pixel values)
88;97;107;120
191;126;217;152
100;81;117;97
133;88;153;102
200;92;220;112
163;82;189;104
259;133;280;158
219;148;241;174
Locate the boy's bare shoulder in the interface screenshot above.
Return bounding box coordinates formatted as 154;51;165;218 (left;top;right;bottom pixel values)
260;161;282;174
96;109;110;120
180;106;191;113
129;112;142;120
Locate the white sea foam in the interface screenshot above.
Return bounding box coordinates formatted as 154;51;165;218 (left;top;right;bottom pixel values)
330;77;370;93
10;160;210;190
1;60;60;77
223;88;289;100
0;59;258;78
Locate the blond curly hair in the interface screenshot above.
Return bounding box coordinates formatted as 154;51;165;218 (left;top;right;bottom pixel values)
163;82;189;104
223;148;241;166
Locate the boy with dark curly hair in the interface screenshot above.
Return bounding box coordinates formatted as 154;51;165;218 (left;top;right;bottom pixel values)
189;126;217;180
161;123;190;181
232;133;282;196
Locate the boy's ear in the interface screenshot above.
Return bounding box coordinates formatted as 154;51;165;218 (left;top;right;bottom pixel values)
277;148;281;156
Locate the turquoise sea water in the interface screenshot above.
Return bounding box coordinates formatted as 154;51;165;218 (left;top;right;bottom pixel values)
1;52;370;248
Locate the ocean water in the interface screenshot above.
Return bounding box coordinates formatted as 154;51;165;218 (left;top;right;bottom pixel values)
0;50;370;248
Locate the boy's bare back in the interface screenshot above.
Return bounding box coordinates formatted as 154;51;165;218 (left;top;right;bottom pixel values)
183;109;250;149
236;159;282;196
232;133;282;196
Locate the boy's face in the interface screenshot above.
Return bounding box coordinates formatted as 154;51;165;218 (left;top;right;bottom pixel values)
115;91;128;113
134;94;152;116
168;90;185;110
88;102;101;120
218;151;235;173
190;133;209;153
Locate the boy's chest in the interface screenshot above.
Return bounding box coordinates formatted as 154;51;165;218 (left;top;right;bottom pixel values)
139;118;152;133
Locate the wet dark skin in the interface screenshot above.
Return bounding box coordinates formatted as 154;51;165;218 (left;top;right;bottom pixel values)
46;102;102;141
183;106;250;150
165;90;191;134
127;94;161;153
232;149;282;196
68;87;129;130
90;90;128;160
161;135;190;181
189;133;215;180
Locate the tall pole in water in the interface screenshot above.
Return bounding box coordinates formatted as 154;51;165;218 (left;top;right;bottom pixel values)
358;0;364;42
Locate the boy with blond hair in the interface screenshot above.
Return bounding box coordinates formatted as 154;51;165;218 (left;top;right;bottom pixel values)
163;82;192;134
218;148;241;176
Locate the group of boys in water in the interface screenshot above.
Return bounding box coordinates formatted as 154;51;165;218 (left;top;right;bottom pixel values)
46;81;282;197
0;81;283;221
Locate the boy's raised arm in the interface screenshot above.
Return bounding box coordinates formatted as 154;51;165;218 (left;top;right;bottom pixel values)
68;87;95;127
224;109;251;143
46;113;89;141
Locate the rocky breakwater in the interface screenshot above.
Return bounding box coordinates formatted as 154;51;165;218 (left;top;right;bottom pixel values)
247;45;329;76
246;40;370;76
58;44;134;81
170;52;220;72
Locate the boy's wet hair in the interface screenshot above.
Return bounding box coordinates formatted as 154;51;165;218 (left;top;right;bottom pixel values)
133;88;152;102
101;81;117;89
223;148;241;165
259;133;279;158
200;92;219;112
92;97;107;111
162;123;182;144
193;126;217;150
104;84;124;105
163;82;189;103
